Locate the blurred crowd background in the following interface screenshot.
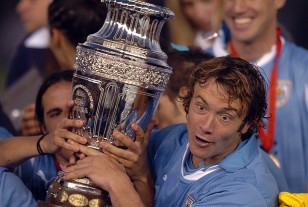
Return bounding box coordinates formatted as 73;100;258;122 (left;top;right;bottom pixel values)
0;0;308;92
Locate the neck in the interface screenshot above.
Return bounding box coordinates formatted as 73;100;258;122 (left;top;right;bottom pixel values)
230;28;277;62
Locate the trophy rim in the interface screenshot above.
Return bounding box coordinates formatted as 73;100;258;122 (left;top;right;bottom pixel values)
101;0;175;19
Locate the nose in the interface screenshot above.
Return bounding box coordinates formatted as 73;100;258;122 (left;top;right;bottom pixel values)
198;113;215;134
233;0;247;14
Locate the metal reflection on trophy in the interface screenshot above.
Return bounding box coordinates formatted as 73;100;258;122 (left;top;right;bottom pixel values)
71;0;174;149
39;0;174;206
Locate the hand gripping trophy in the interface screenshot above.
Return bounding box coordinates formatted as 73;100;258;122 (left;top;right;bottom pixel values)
38;0;174;206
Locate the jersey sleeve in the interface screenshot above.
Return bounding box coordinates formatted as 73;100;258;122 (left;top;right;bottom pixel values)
0;167;37;207
192;181;277;207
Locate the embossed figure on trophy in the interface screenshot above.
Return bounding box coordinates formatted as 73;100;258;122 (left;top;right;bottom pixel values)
39;0;174;206
71;85;95;141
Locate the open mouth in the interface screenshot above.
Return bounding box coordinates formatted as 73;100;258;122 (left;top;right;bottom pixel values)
234;17;252;25
195;135;213;147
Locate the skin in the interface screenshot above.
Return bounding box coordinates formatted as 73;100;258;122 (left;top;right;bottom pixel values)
63;79;252;205
152;93;186;129
186;80;249;166
49;28;76;70
180;0;216;32
64;121;156;207
16;0;50;33
41;81;75;165
0;83;86;169
223;0;286;61
20;104;41;136
42;81;72;132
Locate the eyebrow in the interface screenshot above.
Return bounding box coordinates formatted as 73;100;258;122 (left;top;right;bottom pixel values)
46;108;63;116
195;95;239;114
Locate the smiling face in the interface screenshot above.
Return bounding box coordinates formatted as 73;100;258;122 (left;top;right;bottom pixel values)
223;0;285;44
187;80;249;166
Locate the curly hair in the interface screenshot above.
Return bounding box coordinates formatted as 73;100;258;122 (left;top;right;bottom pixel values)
182;55;268;139
165;48;214;103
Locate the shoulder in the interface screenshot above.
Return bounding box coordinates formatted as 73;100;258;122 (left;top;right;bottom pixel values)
283;41;308;65
148;124;188;168
149;124;187;149
0;167;37;206
195;179;277;206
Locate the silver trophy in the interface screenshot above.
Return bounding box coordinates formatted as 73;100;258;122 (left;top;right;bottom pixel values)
39;0;174;206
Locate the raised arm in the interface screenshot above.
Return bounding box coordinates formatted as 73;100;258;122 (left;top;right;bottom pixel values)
0;118;86;168
101;121;155;207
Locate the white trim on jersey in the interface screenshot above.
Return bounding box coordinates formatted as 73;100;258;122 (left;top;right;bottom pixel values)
25;27;50;49
212;32;286;68
181;144;221;181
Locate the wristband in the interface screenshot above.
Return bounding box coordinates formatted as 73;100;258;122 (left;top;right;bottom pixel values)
37;133;48;155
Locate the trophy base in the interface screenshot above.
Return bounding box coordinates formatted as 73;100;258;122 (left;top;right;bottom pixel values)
39;173;112;207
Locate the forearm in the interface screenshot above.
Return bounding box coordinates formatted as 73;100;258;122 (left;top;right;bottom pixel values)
108;175;145;207
0;136;40;167
133;169;154;207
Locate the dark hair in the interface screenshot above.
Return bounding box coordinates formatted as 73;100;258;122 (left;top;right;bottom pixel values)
48;0;107;46
182;55;268;139
165;48;214;102
35;70;74;129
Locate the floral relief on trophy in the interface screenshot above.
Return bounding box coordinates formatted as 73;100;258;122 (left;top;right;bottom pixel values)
75;47;170;90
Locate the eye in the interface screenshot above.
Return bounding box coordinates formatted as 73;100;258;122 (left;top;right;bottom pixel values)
193;102;207;114
47;109;63;118
219;114;232;122
49;111;62;118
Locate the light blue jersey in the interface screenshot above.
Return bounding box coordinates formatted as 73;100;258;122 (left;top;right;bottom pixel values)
0;127;37;206
148;124;279;207
0;127;58;201
0;167;37;207
207;34;308;192
14;155;58;201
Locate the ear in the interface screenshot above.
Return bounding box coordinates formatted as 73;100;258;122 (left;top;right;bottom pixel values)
178;86;188;97
50;28;62;48
275;0;286;10
240;122;250;135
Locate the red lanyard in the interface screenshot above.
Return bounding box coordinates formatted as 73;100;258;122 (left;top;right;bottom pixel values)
54;157;63;172
229;28;282;152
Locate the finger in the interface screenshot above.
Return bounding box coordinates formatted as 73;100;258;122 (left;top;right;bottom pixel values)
22;119;39;129
22;111;35;120
67;100;75;108
55;129;87;145
112;130;136;150
64;161;90;180
24;104;35;112
58;118;84;130
69;154;78;165
143;119;156;144
101;141;136;160
77;144;102;157
131;123;145;144
104;150;132;168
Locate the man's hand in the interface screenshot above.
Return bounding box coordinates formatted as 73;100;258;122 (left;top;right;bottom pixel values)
20;104;41;136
